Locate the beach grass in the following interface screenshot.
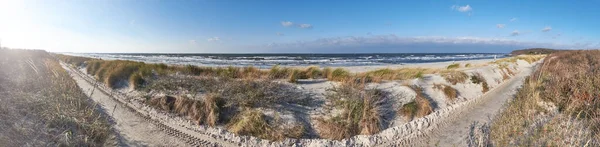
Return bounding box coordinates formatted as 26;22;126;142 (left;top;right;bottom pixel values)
399;86;433;121
477;50;600;146
1;50;113;146
315;81;387;140
446;63;460;69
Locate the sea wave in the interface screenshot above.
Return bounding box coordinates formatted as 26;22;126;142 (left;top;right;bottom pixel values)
65;53;507;68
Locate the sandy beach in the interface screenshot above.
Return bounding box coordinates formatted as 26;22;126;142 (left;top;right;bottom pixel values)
341;58;498;73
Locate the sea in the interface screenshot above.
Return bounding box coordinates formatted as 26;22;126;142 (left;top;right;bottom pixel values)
66;53;508;68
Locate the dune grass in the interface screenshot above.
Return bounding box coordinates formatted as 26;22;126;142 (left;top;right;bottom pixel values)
470;73;489;93
315;80;387;140
1;50;113;146
441;70;469;85
447;63;460;69
143;76;310;140
484;50;600;146
356;68;440;83
399;86;433;121
492;55;545;65
434;84;458;101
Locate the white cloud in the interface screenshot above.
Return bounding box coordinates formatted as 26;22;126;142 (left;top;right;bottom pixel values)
298;24;313;29
511;30;520;36
452;5;472;12
260;35;577;52
281;21;294;27
542;26;552;32
129;20;136;26
276;32;284;36
497;24;506;29
510;18;518;22
281;21;313;29
207;37;220;42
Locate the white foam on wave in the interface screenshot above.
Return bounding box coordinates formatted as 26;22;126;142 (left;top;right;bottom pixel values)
68;53;507;68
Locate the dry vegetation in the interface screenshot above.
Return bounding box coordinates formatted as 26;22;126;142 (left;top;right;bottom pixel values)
441;70;469;85
447;63;460;69
434;84;458;101
399;86;433;121
53;54;536;142
470;73;489;93
510;48;561;55
465;63;472;67
315;80;389;140
143;76;310;140
480;50;600;146
492;55;545;65
0;50;113;146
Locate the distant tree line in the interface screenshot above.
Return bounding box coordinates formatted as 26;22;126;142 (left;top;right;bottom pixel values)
510;48;563;55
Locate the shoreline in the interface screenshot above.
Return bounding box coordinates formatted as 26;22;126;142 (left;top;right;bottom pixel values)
61;52;505;71
333;58;499;73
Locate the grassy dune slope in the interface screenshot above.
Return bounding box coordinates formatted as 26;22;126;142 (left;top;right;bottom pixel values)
473;50;600;146
57;54;543;142
0;49;113;146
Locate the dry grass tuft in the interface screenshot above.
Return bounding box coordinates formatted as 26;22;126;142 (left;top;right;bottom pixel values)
226;109;305;141
226;109;273;139
434;84;458;101
399;100;418;120
399;86;433;120
315;81;387;140
288;69;299;83
304;66;322;79
442;70;469;85
328;68;351;81
447;63;460;69
470;73;489;93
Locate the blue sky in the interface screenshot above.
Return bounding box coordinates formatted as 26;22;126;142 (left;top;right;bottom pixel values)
1;0;599;53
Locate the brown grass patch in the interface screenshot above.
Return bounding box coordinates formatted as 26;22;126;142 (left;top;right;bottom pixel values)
1;51;112;146
226;109;305;141
315;81;387;140
489;50;600;146
442;70;469;85
399;86;433;120
434;84;458;101
470;73;489;93
447;63;460;69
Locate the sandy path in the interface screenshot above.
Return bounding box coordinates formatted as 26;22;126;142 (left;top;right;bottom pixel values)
62;64;188;146
422;63;535;146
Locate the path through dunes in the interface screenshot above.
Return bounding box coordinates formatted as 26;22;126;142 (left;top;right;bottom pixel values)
423;63;536;146
62;63;237;146
62;63;188;146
